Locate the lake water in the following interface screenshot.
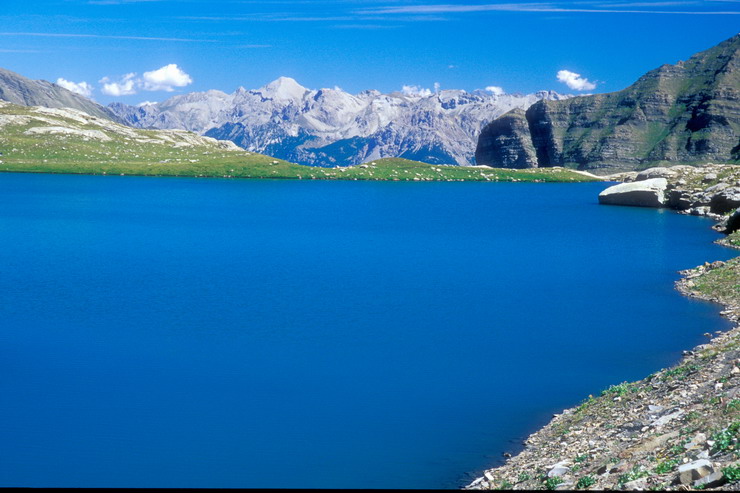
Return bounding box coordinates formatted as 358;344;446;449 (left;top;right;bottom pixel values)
0;173;734;489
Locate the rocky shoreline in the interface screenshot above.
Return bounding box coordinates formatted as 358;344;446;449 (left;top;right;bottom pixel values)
466;164;740;491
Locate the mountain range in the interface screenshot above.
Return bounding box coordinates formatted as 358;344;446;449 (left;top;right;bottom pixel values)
476;33;740;173
107;79;569;167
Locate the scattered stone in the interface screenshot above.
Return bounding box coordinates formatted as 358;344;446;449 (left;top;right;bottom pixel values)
684;433;707;450
693;470;725;489
678;459;714;485
636;167;677;181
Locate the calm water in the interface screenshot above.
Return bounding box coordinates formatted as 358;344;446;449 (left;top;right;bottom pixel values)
0;173;734;488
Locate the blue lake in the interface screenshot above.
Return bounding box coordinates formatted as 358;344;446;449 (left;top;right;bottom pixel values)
0;173;734;488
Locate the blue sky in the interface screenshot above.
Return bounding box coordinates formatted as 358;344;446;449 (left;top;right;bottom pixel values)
0;0;738;104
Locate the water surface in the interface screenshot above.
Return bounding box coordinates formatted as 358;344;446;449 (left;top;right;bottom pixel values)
0;174;733;488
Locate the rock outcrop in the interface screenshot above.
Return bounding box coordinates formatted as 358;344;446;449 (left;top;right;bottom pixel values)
473;108;537;168
476;33;740;174
0;67;122;123
598;178;668;207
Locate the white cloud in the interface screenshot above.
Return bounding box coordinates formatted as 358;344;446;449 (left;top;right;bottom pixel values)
99;64;194;97
141;64;192;92
401;84;432;97
137;101;157;107
56;78;93;98
433;82;440;93
486;85;505;96
99;72;137;96
556;70;596;91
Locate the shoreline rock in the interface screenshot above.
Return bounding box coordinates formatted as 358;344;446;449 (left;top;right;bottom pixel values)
598;178;668;207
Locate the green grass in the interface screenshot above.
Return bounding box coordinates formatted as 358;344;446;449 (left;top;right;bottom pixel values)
692;258;740;301
0;102;599;183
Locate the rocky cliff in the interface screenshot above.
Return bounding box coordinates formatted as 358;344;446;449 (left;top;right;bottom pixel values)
476;34;740;174
0;67;122;123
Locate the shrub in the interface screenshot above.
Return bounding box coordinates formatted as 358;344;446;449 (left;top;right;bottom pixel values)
654;459;679;474
544;476;564;490
576;475;595;489
723;465;740;483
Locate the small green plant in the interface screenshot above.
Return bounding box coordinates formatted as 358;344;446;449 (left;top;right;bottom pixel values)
575;396;596;414
576;475;595;489
726;399;740;413
496;480;513;490
686;411;701;421
601;382;638;397
723;465;740;483
661;364;700;381
710;421;740;453
654;459;679;474
618;465;649;486
517;472;530;482
574;454;590;463
545;476;564;490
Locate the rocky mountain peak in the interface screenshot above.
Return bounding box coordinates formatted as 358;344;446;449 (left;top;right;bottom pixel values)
108;78;570;166
257;76;308;103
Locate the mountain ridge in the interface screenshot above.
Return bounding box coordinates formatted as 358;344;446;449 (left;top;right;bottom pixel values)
475;33;740;173
0;67;123;123
108;79;570;167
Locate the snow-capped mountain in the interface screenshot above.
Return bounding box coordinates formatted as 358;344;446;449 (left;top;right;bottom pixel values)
108;77;570;166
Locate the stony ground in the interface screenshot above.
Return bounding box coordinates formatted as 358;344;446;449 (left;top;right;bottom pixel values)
467;164;740;491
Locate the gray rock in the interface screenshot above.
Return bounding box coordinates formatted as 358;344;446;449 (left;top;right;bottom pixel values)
710;187;740;214
693;470;725;488
703;172;718;182
636;167;677;181
684;432;707;450
548;461;570;478
598;178;668;207
677;459;714;485
623;478;649;489
726;209;740;234
706;182;731;193
667;189;693;210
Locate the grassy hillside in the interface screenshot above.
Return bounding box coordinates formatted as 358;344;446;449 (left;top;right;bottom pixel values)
0;102;597;183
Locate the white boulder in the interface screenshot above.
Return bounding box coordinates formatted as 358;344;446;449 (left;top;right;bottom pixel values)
598;178;668;208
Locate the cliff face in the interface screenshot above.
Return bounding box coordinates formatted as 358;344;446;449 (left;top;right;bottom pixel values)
473;108;537;168
476;34;740;173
